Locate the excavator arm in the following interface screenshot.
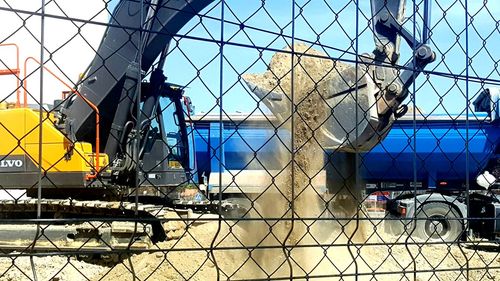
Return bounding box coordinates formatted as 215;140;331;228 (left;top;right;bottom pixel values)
245;0;435;152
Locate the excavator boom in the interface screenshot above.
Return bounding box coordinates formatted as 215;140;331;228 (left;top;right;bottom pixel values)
62;0;213;161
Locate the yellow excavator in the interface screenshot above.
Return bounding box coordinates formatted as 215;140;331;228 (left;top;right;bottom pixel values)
0;0;434;250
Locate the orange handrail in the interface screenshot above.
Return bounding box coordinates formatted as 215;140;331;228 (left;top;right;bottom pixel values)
23;57;101;179
0;43;21;107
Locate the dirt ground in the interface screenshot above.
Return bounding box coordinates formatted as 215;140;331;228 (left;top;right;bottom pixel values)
101;222;500;281
1;221;498;281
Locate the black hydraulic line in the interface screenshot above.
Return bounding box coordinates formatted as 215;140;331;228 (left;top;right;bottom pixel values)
156;44;170;70
137;28;172;159
137;69;164;156
423;0;432;44
138;0;160;62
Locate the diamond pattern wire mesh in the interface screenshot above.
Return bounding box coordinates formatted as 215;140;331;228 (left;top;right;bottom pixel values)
0;0;499;280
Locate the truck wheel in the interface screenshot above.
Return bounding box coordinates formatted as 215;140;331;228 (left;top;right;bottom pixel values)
414;202;464;243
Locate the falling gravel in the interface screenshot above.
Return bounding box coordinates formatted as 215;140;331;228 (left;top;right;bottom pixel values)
242;43;369;278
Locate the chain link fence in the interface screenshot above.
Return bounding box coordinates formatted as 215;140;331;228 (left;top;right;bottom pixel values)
0;0;499;280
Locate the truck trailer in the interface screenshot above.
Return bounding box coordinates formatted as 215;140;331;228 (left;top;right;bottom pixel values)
190;88;500;243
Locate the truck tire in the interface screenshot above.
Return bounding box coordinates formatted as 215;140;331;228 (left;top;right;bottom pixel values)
414;202;464;243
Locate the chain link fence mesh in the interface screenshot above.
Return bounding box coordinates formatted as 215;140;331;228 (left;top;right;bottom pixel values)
0;0;499;280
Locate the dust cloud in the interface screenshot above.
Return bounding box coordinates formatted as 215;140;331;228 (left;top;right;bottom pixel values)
242;43;368;279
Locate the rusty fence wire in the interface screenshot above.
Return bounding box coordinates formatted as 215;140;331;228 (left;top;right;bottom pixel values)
0;0;499;280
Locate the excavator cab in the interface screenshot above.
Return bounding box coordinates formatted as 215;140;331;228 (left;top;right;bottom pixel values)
138;87;191;191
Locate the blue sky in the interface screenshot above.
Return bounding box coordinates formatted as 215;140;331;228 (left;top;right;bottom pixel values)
111;0;500;117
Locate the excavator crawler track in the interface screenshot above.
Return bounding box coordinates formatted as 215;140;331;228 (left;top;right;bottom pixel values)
0;197;240;254
0;199;171;253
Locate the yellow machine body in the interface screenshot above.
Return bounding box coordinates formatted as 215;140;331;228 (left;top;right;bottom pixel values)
0;107;108;188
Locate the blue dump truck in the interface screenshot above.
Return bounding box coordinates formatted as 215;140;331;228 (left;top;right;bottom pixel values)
190;89;500;242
